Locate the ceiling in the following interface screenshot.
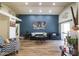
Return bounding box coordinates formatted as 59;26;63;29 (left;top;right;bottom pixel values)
2;2;73;15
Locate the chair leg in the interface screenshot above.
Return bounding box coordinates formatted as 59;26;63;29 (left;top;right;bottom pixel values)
16;50;19;54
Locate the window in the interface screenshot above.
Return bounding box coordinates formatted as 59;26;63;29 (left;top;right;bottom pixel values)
61;21;71;40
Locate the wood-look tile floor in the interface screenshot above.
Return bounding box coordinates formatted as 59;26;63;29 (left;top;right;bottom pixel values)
16;39;64;56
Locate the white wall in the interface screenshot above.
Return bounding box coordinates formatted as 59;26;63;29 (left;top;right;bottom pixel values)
0;14;9;41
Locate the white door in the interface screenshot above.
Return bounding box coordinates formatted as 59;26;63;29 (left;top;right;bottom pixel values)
61;22;71;40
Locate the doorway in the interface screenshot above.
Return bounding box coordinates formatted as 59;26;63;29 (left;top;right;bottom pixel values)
60;21;71;40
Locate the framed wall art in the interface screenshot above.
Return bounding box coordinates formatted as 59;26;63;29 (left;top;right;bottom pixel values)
32;21;47;29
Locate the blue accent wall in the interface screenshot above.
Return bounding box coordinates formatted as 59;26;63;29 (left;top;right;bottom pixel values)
18;15;59;36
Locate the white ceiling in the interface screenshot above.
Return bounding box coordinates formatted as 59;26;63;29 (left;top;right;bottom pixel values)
3;2;72;15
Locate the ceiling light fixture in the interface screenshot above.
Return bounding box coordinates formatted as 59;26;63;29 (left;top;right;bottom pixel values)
49;10;52;13
25;2;29;5
29;9;32;13
39;2;42;6
39;10;42;13
52;3;55;5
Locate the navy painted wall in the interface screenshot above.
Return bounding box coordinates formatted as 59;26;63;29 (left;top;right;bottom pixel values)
18;15;59;36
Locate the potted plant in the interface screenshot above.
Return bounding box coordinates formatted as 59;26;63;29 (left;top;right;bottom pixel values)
24;31;30;39
67;36;78;55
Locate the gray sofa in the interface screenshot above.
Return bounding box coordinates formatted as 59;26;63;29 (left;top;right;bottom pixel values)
0;36;19;56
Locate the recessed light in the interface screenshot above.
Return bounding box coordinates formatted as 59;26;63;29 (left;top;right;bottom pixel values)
52;3;55;5
25;2;29;5
29;9;32;13
39;2;42;6
39;10;42;13
49;10;52;13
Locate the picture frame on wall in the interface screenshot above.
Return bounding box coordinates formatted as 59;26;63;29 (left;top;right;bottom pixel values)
32;21;47;30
